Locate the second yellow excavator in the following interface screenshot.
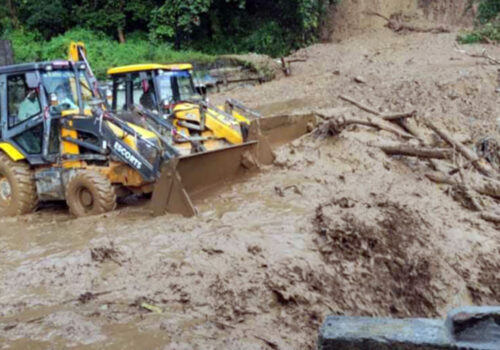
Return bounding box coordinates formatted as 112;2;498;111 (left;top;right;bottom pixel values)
105;62;261;156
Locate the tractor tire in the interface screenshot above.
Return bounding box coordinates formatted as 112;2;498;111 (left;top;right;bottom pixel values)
65;171;117;217
0;152;38;216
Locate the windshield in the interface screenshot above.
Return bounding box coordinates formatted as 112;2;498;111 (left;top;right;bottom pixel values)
157;70;201;103
42;69;94;111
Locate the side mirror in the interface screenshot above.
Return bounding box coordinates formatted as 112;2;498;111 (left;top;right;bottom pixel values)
25;72;40;89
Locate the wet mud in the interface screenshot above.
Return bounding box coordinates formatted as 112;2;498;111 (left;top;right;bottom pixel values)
2;7;500;350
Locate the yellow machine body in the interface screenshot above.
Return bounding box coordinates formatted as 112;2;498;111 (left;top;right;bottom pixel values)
107;64;251;148
60;108;160;188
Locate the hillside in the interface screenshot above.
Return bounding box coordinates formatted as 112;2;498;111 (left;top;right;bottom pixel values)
1;2;499;349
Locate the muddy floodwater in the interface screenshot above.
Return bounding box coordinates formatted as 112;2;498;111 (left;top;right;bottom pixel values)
1;131;498;349
1;16;500;350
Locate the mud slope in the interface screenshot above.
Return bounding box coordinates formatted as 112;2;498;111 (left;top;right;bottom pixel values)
326;0;473;40
1;8;500;350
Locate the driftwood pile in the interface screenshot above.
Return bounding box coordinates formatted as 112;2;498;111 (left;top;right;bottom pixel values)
315;95;500;225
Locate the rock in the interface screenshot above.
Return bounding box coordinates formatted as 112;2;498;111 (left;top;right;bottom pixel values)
446;306;500;345
319;316;450;350
353;76;366;84
241;151;257;169
319;306;500;350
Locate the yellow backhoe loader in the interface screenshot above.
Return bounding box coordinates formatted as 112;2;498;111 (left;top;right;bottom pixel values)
105;62;261;156
0;42;316;218
0;43;277;217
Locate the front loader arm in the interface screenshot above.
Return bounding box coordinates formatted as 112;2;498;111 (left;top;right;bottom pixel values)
62;116;158;182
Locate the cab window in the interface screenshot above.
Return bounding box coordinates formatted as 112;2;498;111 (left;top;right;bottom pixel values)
7;74;41;128
131;72;156;110
112;76;127;111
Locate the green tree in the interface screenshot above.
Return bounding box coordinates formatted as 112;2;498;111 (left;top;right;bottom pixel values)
72;0;158;43
150;0;212;49
1;0;20;34
72;0;127;42
18;0;70;39
473;0;500;23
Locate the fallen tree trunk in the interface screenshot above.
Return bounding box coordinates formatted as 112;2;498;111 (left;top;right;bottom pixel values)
366;116;415;139
320;115;415;139
339;95;380;116
398;119;426;142
338;95;416;121
371;142;452;159
425;120;495;178
457;156;483;211
381;110;417;121
425;172;500;199
481;212;500;224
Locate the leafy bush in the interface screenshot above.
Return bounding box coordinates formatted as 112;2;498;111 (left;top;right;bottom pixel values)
2;0;342;69
239;21;291;57
8;29;43;62
457;22;500;43
457;1;500;44
475;0;500;24
5;28;215;79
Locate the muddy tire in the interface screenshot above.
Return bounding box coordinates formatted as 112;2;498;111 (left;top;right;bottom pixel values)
0;153;38;216
66;171;116;217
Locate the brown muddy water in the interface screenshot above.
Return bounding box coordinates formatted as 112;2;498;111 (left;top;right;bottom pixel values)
2;26;500;349
1;129;498;350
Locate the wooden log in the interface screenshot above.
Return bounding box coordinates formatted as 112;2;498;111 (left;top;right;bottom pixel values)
448;159;475;175
457;156;483;211
425;172;500;199
371;142;452;159
425;120;495;178
366;116;415;139
339;95;380;116
381;110;417;121
325;116;414;139
339;95;417;123
481;212;500;224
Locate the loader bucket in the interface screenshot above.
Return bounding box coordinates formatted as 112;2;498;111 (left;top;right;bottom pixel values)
150;112;318;217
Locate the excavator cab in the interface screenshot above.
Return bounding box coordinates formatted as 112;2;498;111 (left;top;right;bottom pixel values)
107;64;260;155
108;64;201;113
0;59;169;217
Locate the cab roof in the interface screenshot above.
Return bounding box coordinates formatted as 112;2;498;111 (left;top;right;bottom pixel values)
107;63;193;76
0;60;78;75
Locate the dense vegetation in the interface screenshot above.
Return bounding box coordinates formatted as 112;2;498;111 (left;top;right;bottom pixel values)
458;0;500;43
1;0;338;76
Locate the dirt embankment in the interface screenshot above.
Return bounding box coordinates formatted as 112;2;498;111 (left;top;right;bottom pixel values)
323;0;473;41
1;3;500;350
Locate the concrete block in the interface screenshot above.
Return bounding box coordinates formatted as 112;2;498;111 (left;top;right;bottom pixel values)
446;306;500;346
319;306;500;350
